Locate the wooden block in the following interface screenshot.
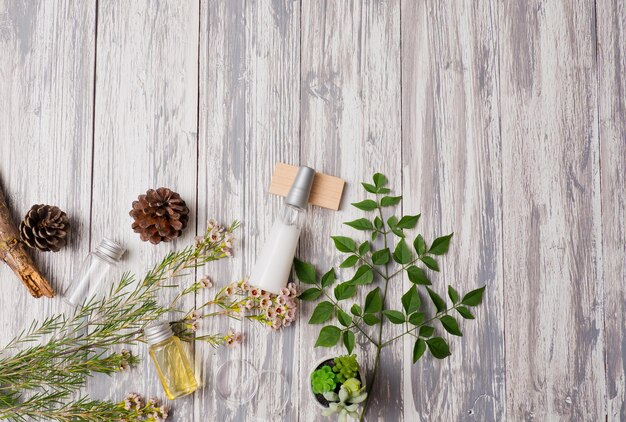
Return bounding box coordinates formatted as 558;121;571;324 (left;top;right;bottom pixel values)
269;162;345;210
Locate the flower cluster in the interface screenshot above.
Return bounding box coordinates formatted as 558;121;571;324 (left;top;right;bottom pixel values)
218;279;299;330
120;393;168;421
117;349;138;372
195;219;235;258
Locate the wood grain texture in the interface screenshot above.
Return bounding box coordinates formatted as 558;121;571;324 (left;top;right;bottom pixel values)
401;1;505;420
89;0;199;416
597;1;626;420
0;0;625;421
299;1;402;420
0;0;95;369
499;1;606;419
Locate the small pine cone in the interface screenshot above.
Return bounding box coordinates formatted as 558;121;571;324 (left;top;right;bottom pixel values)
20;205;70;252
129;187;189;244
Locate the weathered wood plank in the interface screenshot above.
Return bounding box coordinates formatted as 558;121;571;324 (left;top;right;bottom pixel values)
299;1;402;420
499;1;605;419
196;0;247;420
240;0;301;420
401;0;505;420
0;0;95;353
597;1;626;420
89;0;199;417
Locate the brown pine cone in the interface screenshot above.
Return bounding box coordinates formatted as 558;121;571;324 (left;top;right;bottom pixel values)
20;204;70;252
129;187;189;244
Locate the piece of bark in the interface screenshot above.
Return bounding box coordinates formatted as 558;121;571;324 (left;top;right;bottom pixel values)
0;186;54;298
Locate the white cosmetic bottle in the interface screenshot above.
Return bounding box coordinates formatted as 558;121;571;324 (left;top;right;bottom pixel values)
249;166;315;295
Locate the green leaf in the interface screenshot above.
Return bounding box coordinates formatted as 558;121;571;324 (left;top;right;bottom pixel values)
339;255;359;268
393;239;413;264
362;182;378;193
298;287;322;301
387;216;405;237
350;265;374;285
363;287;382;314
401;286;421;314
315;326;342;348
397;214;420;229
337;309;353;327
382;310;405;324
447;286;460;304
363;314;380;325
343;330;355;354
420;256;439;272
321;268;336;288
429;233;453;255
371;248;391;265
380;195;402;207
350;303;362;316
419;325;435;337
406;265;431;285
345;218;374;231
352;199;378;211
461;286;486;306
440;315;462;336
332;236;356;253
371;231;378;242
373;173;387;187
377;187;391;194
426;287;446;313
408;312;425;326
358;241;371;255
373;216;383;229
334;282;356;301
413;339;427;363
293;258;316;284
426;337;451;359
456;306;475;319
309;301;334;324
413;234;426;256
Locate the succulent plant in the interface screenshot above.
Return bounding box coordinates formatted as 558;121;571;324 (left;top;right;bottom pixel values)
332;354;359;383
311;365;336;394
322;378;368;422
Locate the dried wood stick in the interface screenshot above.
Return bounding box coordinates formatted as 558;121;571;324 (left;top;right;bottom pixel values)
0;185;54;298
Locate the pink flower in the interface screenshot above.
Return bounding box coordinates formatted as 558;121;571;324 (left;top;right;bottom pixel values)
259;298;271;308
266;308;276;319
241;280;250;291
225;286;235;296
190;310;202;321
245;300;254;310
226;330;243;347
275;306;285;316
199;277;213;289
271;318;282;330
280;287;290;296
191;321;200;332
250;288;262;298
286;308;296;321
261;290;271;299
288;283;297;296
277;295;288;305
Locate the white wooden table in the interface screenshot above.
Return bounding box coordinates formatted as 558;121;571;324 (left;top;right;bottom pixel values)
1;1;624;420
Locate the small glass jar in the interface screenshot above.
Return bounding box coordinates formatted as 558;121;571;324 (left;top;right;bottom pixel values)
145;322;198;400
63;238;125;307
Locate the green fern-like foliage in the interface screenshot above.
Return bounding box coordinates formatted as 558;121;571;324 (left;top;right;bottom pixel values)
333;354;359;383
311;365;336;394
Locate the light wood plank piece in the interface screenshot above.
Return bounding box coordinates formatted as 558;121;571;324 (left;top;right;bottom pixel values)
500;1;606;419
598;1;626;419
268;162;346;211
0;0;95;370
299;1;403;420
401;1;506;419
88;0;199;415
196;0;247;420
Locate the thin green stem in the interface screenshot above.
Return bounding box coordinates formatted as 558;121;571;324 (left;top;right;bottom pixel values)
380;305;459;348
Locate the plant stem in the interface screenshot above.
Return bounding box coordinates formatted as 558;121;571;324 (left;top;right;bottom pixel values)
379;305;459;348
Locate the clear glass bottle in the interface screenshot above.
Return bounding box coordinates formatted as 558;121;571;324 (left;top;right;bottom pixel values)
145;322;198;400
63;238;125;307
249;166;315;295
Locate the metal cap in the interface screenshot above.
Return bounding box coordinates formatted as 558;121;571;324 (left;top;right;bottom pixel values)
144;322;174;345
95;238;125;263
285;166;315;209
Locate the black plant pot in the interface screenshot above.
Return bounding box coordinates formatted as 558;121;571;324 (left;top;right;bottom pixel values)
309;356;366;409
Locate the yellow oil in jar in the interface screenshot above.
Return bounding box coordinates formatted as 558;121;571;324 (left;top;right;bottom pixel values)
149;336;198;400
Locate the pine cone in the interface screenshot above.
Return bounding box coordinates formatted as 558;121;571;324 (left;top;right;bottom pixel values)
129;188;189;244
19;204;70;252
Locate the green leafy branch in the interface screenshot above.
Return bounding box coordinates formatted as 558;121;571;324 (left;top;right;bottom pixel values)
296;173;486;421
